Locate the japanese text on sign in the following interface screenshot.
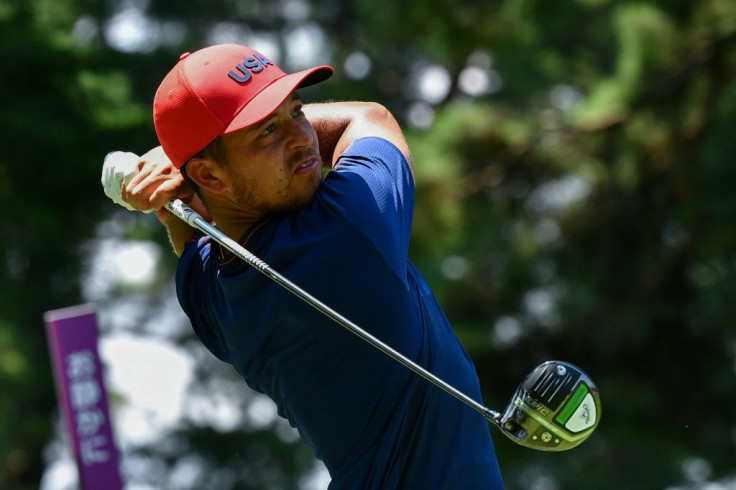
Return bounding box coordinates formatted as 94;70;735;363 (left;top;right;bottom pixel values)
66;350;110;465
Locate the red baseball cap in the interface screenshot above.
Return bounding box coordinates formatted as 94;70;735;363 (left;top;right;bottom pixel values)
153;44;334;168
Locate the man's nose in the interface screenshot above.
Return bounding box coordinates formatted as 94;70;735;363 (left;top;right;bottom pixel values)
285;119;313;149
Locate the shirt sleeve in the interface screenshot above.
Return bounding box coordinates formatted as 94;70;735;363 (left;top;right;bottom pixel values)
176;236;229;361
318;137;415;276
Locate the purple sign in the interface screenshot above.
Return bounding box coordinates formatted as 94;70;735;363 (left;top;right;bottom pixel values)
44;304;123;489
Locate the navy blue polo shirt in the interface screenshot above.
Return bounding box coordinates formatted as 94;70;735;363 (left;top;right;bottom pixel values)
176;137;504;489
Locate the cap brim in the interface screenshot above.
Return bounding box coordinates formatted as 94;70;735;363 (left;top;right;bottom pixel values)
223;65;333;135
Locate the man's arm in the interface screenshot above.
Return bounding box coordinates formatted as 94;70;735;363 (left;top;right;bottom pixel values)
159;208;203;257
303;102;414;176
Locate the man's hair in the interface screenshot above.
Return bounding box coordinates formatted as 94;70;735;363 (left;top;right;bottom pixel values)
181;136;228;196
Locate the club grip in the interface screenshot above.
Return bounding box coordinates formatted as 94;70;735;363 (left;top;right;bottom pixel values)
165;199;201;227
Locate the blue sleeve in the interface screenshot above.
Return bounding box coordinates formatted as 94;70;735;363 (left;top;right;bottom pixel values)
317;137;415;276
175;236;229;361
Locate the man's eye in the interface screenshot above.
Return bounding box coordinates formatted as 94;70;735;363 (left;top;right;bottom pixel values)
261;124;276;136
293;104;304;117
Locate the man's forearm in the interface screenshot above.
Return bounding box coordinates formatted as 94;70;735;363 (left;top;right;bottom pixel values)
303;102;356;166
161;195;211;256
164;214;200;257
303;101;413;173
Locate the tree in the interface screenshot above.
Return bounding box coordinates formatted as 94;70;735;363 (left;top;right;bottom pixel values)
0;0;149;487
3;0;735;488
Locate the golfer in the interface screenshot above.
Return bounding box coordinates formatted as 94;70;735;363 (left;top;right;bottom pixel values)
121;44;504;489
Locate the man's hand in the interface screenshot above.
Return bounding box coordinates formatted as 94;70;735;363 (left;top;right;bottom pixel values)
102;147;212;256
119;146;197;223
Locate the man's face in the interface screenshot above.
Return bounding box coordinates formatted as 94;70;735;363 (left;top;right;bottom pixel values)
218;92;323;216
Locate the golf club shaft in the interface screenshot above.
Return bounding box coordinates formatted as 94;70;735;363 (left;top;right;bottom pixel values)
165;198;501;425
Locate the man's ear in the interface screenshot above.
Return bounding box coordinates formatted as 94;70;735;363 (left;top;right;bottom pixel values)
186;157;229;194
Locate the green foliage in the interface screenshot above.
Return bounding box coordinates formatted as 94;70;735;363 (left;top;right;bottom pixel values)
2;0;736;488
74;70;148;129
0;1;151;487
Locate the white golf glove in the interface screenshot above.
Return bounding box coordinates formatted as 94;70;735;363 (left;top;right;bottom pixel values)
101;151;154;213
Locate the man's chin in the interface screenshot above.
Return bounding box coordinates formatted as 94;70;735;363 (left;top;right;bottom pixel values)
275;186;319;215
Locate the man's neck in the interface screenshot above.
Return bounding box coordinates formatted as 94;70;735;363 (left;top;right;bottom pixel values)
210;213;257;242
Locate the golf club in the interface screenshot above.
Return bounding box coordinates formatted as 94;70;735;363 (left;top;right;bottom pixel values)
164;198;601;451
101;151;600;451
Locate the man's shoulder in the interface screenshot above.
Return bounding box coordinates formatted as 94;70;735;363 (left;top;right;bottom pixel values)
336;136;408;166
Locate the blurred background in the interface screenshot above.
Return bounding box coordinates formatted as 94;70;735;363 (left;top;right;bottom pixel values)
1;0;735;488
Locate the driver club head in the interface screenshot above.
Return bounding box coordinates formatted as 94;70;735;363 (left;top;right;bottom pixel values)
496;360;601;451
